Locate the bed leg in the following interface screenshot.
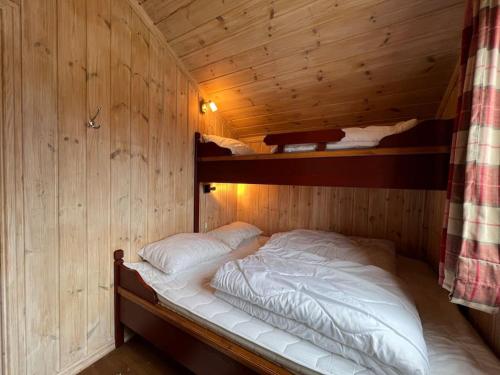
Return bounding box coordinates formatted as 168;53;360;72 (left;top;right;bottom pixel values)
115;322;124;348
114;249;125;348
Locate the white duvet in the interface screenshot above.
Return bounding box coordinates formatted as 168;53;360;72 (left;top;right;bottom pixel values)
277;119;418;153
211;231;429;375
259;229;397;274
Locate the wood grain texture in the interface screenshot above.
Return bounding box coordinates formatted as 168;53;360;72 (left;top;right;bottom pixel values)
139;0;464;137
0;2;24;374
22;0;59;373
130;12;150;260
58;0;88;367
110;0;132;263
87;0;113;355
236;184;443;258
0;0;236;374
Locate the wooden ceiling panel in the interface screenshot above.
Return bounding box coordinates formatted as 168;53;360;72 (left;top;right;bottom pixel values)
138;0;465;137
186;0;462;79
236;104;442;136
210;50;457;113
200;15;461;95
230;87;447;128
169;0;315;58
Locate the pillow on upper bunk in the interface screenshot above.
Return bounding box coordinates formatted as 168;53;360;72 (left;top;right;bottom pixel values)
271;119;417;153
138;233;231;274
326;118;418;150
208;221;263;249
202;134;255;155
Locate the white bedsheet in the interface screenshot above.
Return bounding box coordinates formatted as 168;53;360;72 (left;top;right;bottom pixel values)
126;236;500;375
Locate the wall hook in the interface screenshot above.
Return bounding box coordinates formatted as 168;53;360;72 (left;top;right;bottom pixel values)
87;107;101;129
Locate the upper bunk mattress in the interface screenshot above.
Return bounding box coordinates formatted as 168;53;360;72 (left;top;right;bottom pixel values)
126;236;500;375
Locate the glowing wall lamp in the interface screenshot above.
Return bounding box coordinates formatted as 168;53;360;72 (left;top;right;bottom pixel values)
200;99;218;114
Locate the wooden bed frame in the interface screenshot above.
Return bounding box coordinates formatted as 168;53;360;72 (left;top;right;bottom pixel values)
196;119;452;190
114;249;291;374
115;119;454;373
194;118;453;231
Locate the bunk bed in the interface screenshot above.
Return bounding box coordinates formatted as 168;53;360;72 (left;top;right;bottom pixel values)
194;118;453;231
195;119;453;190
112;118;500;375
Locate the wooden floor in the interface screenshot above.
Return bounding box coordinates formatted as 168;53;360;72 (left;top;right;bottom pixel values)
79;337;192;375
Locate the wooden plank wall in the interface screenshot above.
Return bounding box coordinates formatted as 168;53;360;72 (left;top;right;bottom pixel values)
0;0;236;374
199;183;238;232
236;184;445;260
0;2;23;374
238;131;447;264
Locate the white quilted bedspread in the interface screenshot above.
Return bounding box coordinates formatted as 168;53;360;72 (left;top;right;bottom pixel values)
126;236;500;375
127;236;371;374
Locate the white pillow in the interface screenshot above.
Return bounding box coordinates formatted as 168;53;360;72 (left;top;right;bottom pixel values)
138;233;231;274
202;134;255;155
208;221;263;249
326;119;418;150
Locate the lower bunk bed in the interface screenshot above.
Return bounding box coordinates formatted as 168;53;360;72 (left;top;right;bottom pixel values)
114;234;500;375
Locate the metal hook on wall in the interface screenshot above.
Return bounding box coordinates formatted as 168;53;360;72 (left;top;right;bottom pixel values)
87;107;101;129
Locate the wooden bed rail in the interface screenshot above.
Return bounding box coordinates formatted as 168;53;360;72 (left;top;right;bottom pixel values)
113;250;290;374
261;118;453;152
195;133;232;157
114;249;159;347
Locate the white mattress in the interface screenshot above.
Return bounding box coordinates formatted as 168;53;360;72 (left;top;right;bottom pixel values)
126;236;500;375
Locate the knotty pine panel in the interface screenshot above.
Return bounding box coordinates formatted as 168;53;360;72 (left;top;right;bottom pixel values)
139;0;464;136
0;1;24;373
199;183;238;233
58;0;88;367
22;0;59;373
236;184;445;260
87;0;113;355
0;0;237;374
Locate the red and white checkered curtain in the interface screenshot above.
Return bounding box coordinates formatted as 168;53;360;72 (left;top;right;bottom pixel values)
439;0;500;314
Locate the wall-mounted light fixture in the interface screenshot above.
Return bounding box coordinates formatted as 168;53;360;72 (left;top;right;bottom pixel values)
200;99;218;114
203;184;216;194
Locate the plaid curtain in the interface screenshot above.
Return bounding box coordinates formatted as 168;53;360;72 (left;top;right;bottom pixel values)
439;0;500;314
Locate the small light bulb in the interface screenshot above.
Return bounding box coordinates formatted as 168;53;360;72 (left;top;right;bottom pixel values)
208;101;218;112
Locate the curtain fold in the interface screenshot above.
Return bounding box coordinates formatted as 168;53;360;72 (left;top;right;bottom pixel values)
439;0;500;314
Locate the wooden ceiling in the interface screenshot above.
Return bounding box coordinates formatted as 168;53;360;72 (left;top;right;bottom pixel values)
139;0;464;137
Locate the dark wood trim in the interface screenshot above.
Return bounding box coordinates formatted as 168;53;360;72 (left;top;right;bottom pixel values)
264;128;345;150
198;146;450;161
263;119;452;150
114;250;125;348
118;261;158;305
197;140;232;157
198;152;450;190
193;119;453;191
113;250;291;375
379;119;454;147
194;133;200;232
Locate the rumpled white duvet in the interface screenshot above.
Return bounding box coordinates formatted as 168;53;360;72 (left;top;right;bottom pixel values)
211;230;429;375
278;119;418;153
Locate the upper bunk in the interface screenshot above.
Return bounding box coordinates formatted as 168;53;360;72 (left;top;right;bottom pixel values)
195;119;454;191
